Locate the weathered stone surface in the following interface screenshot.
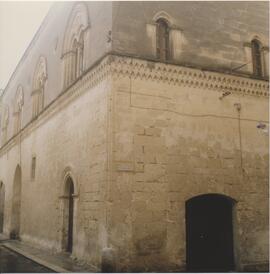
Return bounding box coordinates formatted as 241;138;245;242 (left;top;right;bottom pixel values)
0;1;268;272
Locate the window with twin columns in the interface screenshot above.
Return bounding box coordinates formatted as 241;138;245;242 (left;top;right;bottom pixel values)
32;57;47;119
62;3;89;89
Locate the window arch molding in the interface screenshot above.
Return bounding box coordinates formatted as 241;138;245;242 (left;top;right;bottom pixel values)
156;18;170;61
244;34;269;78
59;166;79;252
32;56;47;118
13;85;24;134
14;85;24;114
33;56;47;91
248;34;268;46
62;2;90;88
62;2;90;55
251;39;263;77
60;166;79;197
1;105;9;145
151;11;176;62
152;11;174;27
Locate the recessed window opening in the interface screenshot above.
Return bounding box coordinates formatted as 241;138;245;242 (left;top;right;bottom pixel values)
11;165;22;239
31;156;36;180
62;176;75;253
156;18;170;61
251;39;263;77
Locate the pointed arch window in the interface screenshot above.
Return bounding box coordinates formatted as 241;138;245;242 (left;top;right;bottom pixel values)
1;106;9;145
32;57;47;119
77;32;84;78
251;39;263;77
62;3;89;88
70;39;78;84
69;33;84;84
156;18;170;61
13;86;24;134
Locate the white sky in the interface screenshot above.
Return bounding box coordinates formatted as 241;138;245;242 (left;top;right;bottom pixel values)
0;1;53;90
0;0;258;91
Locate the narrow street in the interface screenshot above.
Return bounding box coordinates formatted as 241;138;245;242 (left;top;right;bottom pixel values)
0;244;54;273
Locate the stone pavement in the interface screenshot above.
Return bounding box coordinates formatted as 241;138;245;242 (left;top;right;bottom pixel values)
0;235;98;273
0;245;53;273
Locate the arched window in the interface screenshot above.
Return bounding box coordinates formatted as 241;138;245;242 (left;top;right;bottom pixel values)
70;39;78;83
32;56;47;118
62;3;89;88
62;176;75;253
251;39;263;77
156;18;170;61
11;165;22;239
13;86;24;134
77;32;84;78
1;106;9;145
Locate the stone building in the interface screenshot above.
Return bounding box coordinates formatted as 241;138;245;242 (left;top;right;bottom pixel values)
0;1;269;272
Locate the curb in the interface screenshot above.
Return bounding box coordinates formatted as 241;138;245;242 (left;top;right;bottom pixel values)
2;243;70;273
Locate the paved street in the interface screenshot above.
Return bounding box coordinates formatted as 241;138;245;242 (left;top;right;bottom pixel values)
0;245;54;273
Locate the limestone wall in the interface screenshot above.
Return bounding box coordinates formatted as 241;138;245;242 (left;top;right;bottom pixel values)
112;1;269;77
108;56;269;271
1;1;112;146
0;54;268;271
0;70;111;267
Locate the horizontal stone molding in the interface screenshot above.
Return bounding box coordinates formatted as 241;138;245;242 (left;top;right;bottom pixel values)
0;54;269;154
109;55;269;98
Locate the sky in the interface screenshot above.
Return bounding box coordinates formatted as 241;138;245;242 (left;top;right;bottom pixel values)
0;1;53;90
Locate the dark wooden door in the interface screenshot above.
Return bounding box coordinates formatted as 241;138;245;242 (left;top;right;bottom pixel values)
186;194;234;272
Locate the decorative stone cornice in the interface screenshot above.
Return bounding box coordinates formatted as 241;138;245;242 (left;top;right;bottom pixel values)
0;54;269;154
109;55;269;98
65;54;270;100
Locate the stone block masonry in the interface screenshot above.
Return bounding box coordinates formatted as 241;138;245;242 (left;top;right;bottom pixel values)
0;54;268;272
107;56;269;271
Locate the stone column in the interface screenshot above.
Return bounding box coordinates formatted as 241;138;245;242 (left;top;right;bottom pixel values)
13;112;18;135
77;44;83;77
71;51;77;83
63;51;75;88
38;87;44;113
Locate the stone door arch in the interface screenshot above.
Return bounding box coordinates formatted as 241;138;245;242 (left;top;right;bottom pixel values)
185;193;235;272
62;176;75;253
0;181;5;232
10;165;22;239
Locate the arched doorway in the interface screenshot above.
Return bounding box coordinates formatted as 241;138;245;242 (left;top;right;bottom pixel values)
0;181;5;232
62;177;74;253
10;165;22;239
186;194;235;272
